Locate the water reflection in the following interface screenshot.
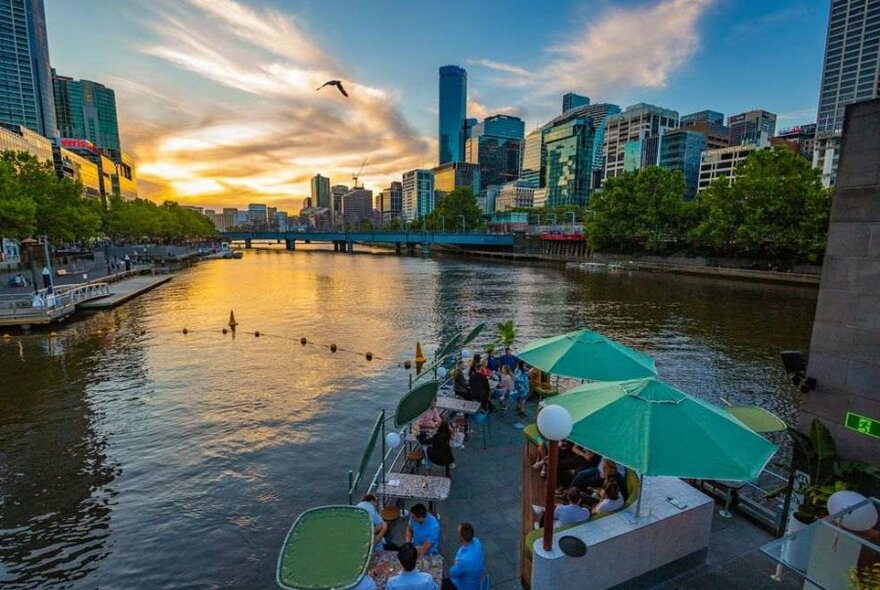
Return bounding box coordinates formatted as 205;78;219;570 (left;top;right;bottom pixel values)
0;249;816;588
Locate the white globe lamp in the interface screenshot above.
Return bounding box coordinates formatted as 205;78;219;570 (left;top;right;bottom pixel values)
537;405;573;441
385;432;401;449
437;367;448;379
828;490;878;532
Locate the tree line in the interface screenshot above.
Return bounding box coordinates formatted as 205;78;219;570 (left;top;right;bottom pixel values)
0;150;216;243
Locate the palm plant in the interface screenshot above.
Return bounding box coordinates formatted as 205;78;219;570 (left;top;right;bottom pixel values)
496;320;516;348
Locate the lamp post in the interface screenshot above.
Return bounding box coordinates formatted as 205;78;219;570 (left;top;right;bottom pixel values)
40;235;54;289
537;404;574;552
440;216;446;233
567;211;576;225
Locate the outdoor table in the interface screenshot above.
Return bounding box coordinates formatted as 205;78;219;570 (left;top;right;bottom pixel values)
435;396;480;414
376;472;451;513
706;479;746;518
368;551;443;589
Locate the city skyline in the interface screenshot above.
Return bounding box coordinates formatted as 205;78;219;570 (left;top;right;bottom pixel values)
43;0;829;212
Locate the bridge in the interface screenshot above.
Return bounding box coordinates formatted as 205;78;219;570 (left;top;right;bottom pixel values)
221;230;516;253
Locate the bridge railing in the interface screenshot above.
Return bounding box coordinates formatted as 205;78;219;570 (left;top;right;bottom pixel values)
0;283;111;321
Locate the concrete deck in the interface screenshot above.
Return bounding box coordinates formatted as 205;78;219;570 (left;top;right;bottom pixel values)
78;274;172;309
384;405;803;590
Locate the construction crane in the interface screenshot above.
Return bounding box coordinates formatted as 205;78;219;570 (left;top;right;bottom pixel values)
352;158;367;189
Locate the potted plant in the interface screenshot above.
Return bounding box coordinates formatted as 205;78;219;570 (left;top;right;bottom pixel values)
496;320;516;349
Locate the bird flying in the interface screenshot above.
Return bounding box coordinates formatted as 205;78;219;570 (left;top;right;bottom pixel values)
316;80;349;97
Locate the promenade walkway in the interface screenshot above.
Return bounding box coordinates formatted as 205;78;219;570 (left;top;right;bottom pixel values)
78;274;172;309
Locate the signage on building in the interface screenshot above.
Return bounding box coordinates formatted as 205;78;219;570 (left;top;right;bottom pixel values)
845;412;880;439
61;138;97;154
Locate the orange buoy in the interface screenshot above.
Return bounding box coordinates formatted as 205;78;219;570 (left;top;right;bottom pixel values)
330;343;337;352
228;310;238;330
415;342;427;364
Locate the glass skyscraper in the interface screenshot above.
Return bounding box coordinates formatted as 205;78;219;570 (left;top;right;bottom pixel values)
402;169;435;221
465;114;524;190
814;0;880;187
543;116;595;208
310;174;331;209
52;72;121;158
727;109;777;146
562;93;590;113
438;65;467;165
659;129;708;200
0;0;57;138
519;127;546;189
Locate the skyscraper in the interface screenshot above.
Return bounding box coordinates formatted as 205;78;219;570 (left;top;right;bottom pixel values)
562;93;590;113
402;169;434;221
330;184;348;220
341;188;374;224
0;0;57;137
519;127;546;189
433;161;481;195
814;0;880;187
543;116;595;208
727;109;777;146
438;65;467;165
52;72;121;158
603;103;678;181
679;110;729;149
658;129;708;200
311;174;331;209
465;114;524;190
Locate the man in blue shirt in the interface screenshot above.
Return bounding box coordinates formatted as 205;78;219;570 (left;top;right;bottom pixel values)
443;522;484;590
498;347;518;371
357;494;397;552
386;543;438;590
352;574;378;590
405;504;440;555
485;350;500;373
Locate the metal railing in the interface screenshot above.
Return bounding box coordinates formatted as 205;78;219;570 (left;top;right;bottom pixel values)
0;282;110;322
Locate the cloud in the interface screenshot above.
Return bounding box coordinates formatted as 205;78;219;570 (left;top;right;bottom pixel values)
470;0;714;101
467;99;522;121
123;0;431;211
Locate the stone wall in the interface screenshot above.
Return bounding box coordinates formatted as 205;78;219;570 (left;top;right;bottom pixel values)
801;98;880;464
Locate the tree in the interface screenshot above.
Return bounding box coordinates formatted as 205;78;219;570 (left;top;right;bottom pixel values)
425;187;483;231
0;157;37;237
691;146;831;264
587;167;690;255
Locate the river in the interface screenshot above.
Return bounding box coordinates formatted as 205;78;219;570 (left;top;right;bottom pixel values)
0;247;818;588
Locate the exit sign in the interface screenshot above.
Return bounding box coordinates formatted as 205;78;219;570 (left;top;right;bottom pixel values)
845;412;880;439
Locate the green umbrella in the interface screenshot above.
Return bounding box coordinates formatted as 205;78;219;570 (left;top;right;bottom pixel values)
547;378;777;515
519;329;656;381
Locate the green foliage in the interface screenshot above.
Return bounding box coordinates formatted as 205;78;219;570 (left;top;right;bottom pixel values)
385;218;402;231
850;561;880;589
0;150;101;241
691;146;831;264
586;166;691;255
105;195;216;241
424;187;483;231
496;320;516;347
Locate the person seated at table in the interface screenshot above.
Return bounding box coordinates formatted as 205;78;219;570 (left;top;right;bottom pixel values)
386;543;438;590
426;420;455;477
357;493;398;552
453;361;470;398
571;457;621;492
417;400;443;444
466;367;492;412
555;487;592;525
442;522;484;590
592;479;625;515
352;574;378;590
485;349;500;373
406;504;441;556
498;346;518;371
555;445;600;488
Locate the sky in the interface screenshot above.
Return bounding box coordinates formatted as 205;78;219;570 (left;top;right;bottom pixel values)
44;0;830;213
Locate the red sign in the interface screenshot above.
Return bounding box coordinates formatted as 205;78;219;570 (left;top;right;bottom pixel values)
61;138;97;153
540;233;585;241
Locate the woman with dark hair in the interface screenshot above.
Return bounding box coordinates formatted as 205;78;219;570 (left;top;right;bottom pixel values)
468;354;482;377
427;420;455;477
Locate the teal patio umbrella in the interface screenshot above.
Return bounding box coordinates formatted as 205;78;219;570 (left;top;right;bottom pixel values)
518;329;656;381
547;378;778;515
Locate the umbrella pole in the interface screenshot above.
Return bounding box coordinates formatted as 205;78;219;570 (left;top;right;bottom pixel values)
635;474;644;518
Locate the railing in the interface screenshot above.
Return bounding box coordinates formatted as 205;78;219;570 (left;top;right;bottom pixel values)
0;282;110;322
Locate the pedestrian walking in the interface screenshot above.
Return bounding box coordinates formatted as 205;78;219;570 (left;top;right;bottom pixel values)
41;266;51;288
124;254;131;272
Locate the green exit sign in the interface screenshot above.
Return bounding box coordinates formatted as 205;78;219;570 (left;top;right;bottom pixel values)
845;412;880;439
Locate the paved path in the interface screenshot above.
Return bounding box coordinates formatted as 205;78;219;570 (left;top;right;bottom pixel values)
78;275;172;309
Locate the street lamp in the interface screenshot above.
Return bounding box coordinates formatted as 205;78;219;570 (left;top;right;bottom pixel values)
567;211;576;225
440;215;446;233
537;404;573;552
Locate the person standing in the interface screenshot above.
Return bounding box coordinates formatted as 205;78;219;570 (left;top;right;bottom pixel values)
124;254;131;272
442;522;484;590
386;543;438;590
41;266;51;289
513;360;530;417
498;346;518;371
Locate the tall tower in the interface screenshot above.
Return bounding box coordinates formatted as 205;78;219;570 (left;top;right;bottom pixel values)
310;174;331;209
814;0;880;187
0;0;57;138
52;72;121;159
438;65;467;165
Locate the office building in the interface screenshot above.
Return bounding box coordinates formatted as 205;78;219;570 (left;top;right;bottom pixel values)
727;109;777;146
438;65;467;164
698;141;769;191
464;117;478;139
604;103;678;181
111;151;137;199
623;135;662;172
52;72;121;159
0;0;57;138
519;127;546;188
402;169;434;221
659;129;708;200
494;181;535;211
59;138;114;198
679;110;729;149
465;114;524;190
341;188;373;224
482;185;503;213
301;197;313;210
273;210;289;232
330;184;348;219
310;174;331;209
0;121;53;162
774;124;817;161
814;0;880;187
543;115;595;208
247;203;268;227
378;181;403;221
433;161;480;198
562;93;590;113
52;145;101;198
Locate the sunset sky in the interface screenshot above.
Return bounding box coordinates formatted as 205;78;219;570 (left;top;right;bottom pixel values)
45;0;829;213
